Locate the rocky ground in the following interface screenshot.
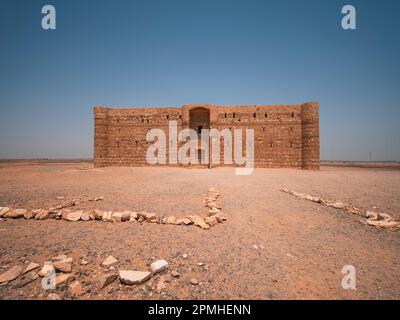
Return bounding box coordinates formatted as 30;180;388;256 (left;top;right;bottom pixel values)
0;161;399;300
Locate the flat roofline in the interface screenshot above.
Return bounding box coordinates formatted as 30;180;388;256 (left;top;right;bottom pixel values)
94;102;317;111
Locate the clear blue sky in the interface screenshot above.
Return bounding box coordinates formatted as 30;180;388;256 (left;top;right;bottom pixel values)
0;0;399;160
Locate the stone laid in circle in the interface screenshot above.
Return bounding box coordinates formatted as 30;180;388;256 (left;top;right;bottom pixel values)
213;212;227;223
0;207;10;217
0;266;23;283
111;211;131;222
165;216;176;224
208;207;221;216
94;209;105;220
139;212;157;223
63;210;83;222
150;259;169;274
102;211;113;222
204;216;218;226
80;211;90;221
119;270;151;285
175;218;192;225
34;209;50;220
331;202;347;209
186;215;210;229
4;209;27;219
24;210;35;219
130;212;138;219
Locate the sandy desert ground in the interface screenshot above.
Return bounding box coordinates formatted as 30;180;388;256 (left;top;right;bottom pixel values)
0;161;399;300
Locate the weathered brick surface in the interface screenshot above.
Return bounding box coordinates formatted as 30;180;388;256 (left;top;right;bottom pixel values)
94;102;319;169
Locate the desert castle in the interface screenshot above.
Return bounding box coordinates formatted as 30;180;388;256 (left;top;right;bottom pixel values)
94;102;319;169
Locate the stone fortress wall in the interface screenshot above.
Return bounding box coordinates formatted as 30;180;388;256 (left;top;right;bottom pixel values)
94;102;319;169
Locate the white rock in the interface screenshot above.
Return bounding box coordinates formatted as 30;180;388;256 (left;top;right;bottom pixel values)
150;259;169;274
101;255;118;267
119;270;151;285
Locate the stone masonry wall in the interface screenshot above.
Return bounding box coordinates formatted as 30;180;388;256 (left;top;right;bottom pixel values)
94;103;319;169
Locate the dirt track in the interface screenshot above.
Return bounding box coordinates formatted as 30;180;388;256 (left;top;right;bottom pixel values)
0;162;399;299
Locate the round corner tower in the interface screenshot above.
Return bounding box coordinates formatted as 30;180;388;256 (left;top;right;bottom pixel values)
301;102;320;169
